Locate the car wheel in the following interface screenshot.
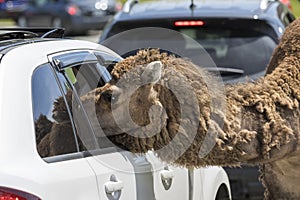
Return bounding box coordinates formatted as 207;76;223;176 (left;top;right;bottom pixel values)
17;16;27;27
215;184;230;200
52;17;62;28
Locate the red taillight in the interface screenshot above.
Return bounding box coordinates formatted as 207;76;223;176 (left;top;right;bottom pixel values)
0;187;40;200
67;5;79;15
174;20;205;27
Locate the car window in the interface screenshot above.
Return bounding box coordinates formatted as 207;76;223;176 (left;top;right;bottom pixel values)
55;68;99;152
51;50;122;153
32;64;80;158
179;28;277;76
62;53;120;147
102;19;278;82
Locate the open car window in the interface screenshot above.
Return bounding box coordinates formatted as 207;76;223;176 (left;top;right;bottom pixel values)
49;50;123;153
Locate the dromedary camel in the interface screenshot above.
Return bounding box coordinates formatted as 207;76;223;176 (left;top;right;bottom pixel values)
84;19;300;199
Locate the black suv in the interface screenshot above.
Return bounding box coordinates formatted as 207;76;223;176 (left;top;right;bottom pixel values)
99;0;295;199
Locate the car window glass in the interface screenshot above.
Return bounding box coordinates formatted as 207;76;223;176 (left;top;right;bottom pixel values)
32;64;79;158
178;28;277;76
55;70;98;152
56;51;122;151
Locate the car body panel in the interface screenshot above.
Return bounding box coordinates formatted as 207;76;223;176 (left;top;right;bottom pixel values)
146;152;189;199
127;0;268;19
86;154;137;200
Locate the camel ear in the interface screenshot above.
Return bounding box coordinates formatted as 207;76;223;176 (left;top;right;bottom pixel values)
141;61;162;84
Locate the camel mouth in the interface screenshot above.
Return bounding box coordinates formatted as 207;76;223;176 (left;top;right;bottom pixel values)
100;125;154;139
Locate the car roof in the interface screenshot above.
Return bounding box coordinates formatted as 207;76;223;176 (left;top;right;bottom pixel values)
100;0;289;43
121;0;281;20
0;28;65;53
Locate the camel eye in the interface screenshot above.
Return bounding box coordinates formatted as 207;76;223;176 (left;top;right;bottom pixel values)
102;91;118;103
102;91;112;102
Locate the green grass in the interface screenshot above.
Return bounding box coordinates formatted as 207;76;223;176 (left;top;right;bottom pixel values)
291;0;300;18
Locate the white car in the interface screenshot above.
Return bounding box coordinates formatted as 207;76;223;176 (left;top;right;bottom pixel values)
0;28;231;200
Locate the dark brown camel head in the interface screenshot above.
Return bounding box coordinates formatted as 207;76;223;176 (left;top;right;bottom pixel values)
93;60;166;137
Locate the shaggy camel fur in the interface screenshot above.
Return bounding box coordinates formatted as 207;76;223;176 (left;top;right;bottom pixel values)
266;18;300;75
88;18;300;199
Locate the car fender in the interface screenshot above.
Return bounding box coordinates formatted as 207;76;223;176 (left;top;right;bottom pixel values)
198;166;231;200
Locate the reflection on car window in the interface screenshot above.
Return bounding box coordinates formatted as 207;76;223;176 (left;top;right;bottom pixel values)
32;64;79;158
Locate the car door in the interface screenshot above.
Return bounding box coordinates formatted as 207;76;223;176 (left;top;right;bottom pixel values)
31;63;101;199
48;49;138;200
146;151;189;200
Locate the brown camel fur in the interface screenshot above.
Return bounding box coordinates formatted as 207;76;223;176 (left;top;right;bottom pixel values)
86;19;300;199
266;18;300;75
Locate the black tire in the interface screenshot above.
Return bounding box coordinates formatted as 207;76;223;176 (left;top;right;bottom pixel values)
215;184;230;200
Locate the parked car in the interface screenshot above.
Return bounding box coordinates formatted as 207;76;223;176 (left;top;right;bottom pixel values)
0;0;29;20
0;28;231;200
16;0;120;35
99;0;295;199
0;0;5;18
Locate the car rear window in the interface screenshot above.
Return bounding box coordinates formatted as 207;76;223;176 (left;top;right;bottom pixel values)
102;19;277;81
178;27;277;76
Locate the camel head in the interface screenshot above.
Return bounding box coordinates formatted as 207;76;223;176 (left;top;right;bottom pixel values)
93;60;167;137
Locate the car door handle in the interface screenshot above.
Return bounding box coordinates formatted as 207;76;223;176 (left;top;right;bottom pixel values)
160;169;174;180
160;168;174;190
104;180;124;193
104;174;123;200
